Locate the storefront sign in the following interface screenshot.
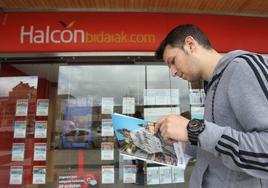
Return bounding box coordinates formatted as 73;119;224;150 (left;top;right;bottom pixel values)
1;12;268;53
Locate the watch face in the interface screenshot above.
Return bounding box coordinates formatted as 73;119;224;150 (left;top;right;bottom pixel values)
188;119;204;132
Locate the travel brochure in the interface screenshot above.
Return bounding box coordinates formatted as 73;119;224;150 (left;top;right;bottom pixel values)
112;113;190;168
34;143;47;161
13;121;27;138
36;99;49;116
11;143;25;161
32;166;46;184
34;121;48;138
15;99;28;116
147;166;184;185
9;166;23;185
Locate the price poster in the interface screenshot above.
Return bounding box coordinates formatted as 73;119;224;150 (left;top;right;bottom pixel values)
101;166;114;184
9;166;23;185
36;99;49;116
15;99;28;116
147;167;159;185
101;97;114;114
101;119;114;137
122;97;135;114
159;166;172;184
34;121;47;138
13;121;27;138
172;167;185;183
32;166;46;184
101;142;114;160
123;165;136;183
11;143;25;161
34;143;47;161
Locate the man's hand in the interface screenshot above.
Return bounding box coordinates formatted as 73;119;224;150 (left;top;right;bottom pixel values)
155;114;190;142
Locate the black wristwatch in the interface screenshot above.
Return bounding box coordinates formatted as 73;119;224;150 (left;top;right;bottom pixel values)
187;119;205;145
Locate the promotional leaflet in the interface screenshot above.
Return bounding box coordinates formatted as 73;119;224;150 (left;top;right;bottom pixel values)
159;166;172;184
13;121;27;138
101;166;114;184
34;121;47;138
143;89;180;105
101;142;114;161
112;113;191;168
15;99;28;116
144;107;181;122
36;99;49;116
191;106;205;120
101;119;114;137
189;89;205;105
34;143;47;161
147;167;160;185
122;97;135;114
11;143;25;161
123;165;136;183
172;166;185;183
101;97;114;114
32;166;46;184
9;166;23;185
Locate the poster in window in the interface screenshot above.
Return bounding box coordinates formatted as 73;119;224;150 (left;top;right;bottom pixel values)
147;167;159;185
191;106;205;120
172;166;184;183
122;97;135;114
34;121;47;138
62;97;92;149
144;89;180;105
101;97;114;114
123;165;136;183
15;99;28;116
159;166;172;184
34;143;47;161
101;119;114;137
36;99;49;116
101;142;114;161
101;166;114;184
13;121;27;138
32;166;46;184
9;166;23;185
11;143;25;161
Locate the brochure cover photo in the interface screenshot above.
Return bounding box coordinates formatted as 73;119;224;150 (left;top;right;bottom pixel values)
112;113;190;168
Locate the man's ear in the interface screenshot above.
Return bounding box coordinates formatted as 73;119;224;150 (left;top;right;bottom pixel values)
184;36;196;53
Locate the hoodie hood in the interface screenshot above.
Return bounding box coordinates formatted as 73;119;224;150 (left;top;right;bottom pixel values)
208;50;251;83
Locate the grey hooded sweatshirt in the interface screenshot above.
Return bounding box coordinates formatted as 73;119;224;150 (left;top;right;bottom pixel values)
189;50;268;188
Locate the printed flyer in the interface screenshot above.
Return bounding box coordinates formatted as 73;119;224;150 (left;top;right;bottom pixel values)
147;167;159;185
122;97;135;114
101;119;114;137
36;99;49;116
32;166;46;184
159;166;172;184
9;166;23;185
11;143;25;161
101;166;114;184
191;106;205;120
101;97;114;114
101;142;114;160
34;121;47;138
13;121;27;138
172;166;185;183
34;143;47;161
123;165;136;183
15;99;28;116
189;89;205;105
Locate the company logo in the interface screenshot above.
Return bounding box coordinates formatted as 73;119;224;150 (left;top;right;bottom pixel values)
20;21;156;44
20;20;85;44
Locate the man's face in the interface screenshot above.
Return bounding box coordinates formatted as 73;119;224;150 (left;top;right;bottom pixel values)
162;44;200;81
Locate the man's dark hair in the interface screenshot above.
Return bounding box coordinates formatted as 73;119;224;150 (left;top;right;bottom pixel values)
155;24;212;60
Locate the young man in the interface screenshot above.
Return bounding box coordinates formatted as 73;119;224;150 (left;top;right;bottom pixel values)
154;24;268;188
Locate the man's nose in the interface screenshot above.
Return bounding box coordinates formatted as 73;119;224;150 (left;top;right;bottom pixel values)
170;67;177;77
